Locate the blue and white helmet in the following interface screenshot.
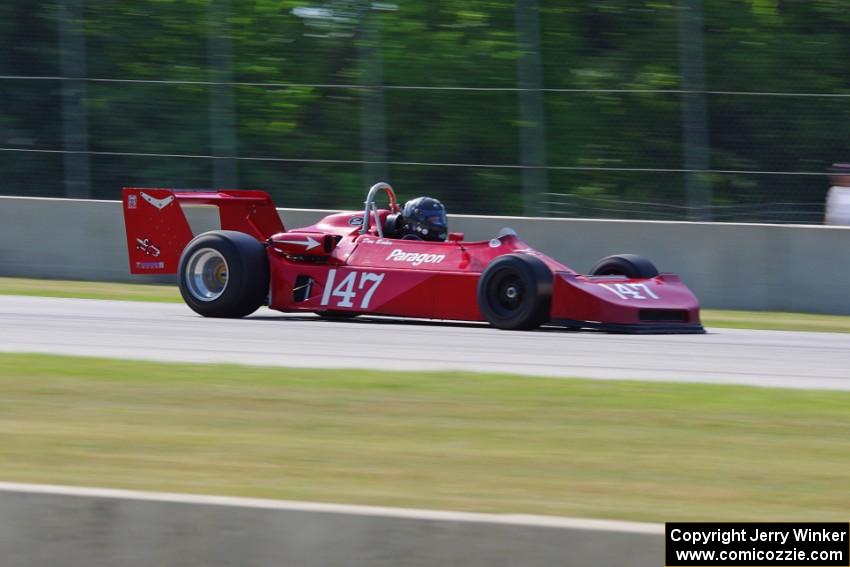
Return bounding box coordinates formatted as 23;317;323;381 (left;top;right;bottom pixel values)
401;197;448;241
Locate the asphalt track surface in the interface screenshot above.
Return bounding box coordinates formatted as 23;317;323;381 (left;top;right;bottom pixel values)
2;296;849;390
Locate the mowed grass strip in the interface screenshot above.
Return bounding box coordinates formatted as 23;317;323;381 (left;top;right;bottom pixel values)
0;277;179;303
700;309;850;333
2;276;849;332
1;354;848;522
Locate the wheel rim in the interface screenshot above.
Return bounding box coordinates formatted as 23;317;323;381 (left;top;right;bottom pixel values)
185;248;229;302
488;269;525;316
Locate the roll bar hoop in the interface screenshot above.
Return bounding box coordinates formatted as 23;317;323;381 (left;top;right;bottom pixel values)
360;182;399;238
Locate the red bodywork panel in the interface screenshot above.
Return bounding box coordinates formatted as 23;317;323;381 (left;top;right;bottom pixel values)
122;188;702;332
267;232;552;321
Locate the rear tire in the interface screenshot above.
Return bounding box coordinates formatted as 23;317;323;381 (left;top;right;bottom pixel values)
178;230;269;318
590;254;659;278
477;254;553;330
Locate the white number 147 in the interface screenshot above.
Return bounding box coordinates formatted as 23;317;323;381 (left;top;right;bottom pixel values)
320;269;385;309
598;282;660;300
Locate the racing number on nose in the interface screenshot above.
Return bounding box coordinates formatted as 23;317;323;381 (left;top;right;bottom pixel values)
320;269;385;309
599;282;660;300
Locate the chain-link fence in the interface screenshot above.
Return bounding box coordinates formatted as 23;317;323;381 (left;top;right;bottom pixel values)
1;1;849;222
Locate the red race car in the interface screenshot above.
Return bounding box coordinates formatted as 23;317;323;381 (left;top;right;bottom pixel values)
122;182;703;333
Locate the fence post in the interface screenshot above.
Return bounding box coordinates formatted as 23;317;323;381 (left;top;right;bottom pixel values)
59;0;91;198
677;0;711;221
358;8;388;190
515;0;548;217
208;0;239;189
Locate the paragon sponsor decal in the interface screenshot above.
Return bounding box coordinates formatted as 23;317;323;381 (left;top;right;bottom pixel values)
386;248;446;266
135;261;165;270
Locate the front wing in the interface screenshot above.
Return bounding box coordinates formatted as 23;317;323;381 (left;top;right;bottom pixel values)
549;272;704;334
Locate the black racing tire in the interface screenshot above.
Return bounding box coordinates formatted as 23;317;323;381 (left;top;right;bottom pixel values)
477;254;553;330
589;254;659;278
178;230;269;318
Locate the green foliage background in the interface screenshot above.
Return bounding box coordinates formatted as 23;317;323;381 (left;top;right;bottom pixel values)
1;0;849;220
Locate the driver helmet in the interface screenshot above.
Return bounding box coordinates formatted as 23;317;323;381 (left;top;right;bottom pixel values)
401;197;448;241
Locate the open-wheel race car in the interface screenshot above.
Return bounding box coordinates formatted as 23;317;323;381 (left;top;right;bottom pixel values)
122;182;704;333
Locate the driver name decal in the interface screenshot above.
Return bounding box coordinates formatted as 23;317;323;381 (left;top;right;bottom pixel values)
386;249;445;266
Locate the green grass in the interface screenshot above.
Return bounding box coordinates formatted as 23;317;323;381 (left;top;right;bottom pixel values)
0;277;179;303
1;353;849;522
700;309;850;333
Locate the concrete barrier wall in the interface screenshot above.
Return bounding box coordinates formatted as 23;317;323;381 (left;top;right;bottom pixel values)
2;196;849;313
0;483;662;567
0;197;328;284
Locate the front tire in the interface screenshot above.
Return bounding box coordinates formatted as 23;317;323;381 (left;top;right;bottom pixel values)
477;254;553;330
590;254;659;278
178;230;269;318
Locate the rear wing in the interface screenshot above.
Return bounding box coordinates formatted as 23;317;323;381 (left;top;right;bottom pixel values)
122;188;284;275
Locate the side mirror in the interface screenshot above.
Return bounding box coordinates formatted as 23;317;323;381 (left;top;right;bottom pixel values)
447;232;464;242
